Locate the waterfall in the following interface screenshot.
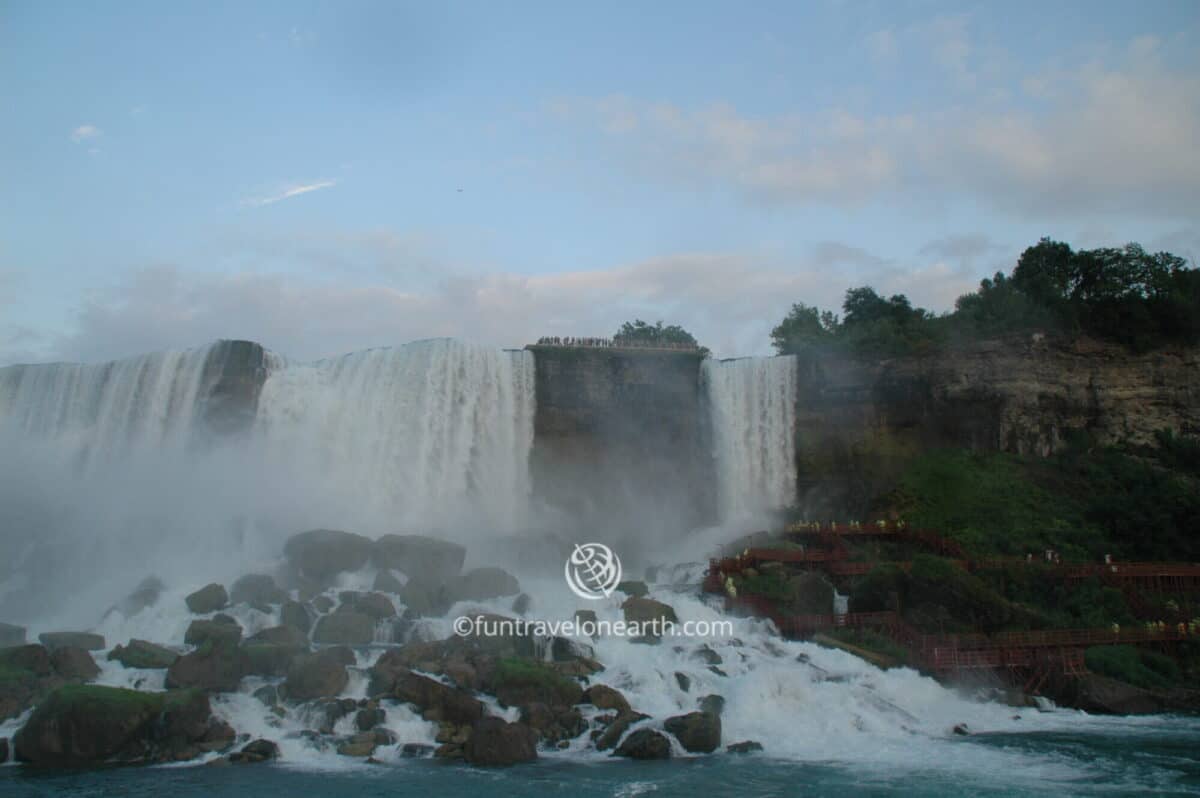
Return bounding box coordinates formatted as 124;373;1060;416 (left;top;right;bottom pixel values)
703;355;798;523
0;343;229;470
255;339;536;531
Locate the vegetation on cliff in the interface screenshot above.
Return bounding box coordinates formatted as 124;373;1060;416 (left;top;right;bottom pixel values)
771;237;1200;357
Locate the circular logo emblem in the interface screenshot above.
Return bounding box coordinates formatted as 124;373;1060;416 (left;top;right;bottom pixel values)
565;542;622;600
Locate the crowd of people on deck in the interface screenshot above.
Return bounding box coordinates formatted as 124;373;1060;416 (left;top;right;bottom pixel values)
534;336;701;351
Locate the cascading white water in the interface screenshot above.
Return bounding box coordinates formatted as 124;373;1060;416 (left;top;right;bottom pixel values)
703;355;798;523
0;345;222;470
255;339;536;532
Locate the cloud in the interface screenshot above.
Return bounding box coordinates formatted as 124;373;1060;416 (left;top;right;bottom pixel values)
864;29;897;61
17;231;988;365
547;39;1199;220
70;125;101;143
241;180;337;208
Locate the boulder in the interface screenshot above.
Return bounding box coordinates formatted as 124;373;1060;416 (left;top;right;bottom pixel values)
230;574;288;606
371;534;465;584
581;684;631;714
109;640;179;670
340;591;396;619
726;740;763;754
185;619;243;648
511;593;531;615
1;621;27;648
1069;674;1165;715
165;643;249;693
242;643;307;678
311;595;335;614
13;685;222;765
492;658;583;708
280;600;312;635
283;649;350;700
246;625;308;647
0;736;7;763
0;644;55;721
519;702;585;744
253;685;278;707
448;567;521;603
372;569;405;593
463;717;537;766
38;632;105;651
398;580;450;617
613;727;671;760
692;645;723;665
698;694;725;716
617;580;649;597
664;711;721;753
112;577;165;617
337;733;377;757
185;583;229;614
377;666;485;725
594;711;649;751
284;529;373;582
401;742;434;758
621;597;678;642
230;738;279;763
49;647;99;681
674;672;691;692
356;706;386;731
312;611;375;646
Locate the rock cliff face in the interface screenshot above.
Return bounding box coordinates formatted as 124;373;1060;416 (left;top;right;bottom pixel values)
792;334;1200;516
526;346;715;538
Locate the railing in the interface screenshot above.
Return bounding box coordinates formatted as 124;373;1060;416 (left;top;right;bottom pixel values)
529;337;703;352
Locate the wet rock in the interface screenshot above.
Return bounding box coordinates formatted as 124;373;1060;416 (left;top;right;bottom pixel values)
283;649;350;700
356;706;386;730
242;642;307;678
726;740;763;754
303;697;358;734
448;567;521;603
311;595;335;614
464;717;537;766
613;727;671;760
166;643;249;693
185;583;229;614
492;658;584;708
247;625;308;647
253;685;278;707
698;694;725;716
280;600;312;635
389;668;486;725
664;711;721;753
581;684;631;714
401;742;434;758
372;569;405;594
594;711;649;751
0;622;26;648
340;591;396;619
49;647;99;681
230;738;279;763
785;572;836;615
13;685;222;765
38;632;106;651
231;574;288;607
397;580;450;617
0;644;55;721
620;597;678;642
952;723;970;736
574;609;598;633
284;529;373;582
312;611;375;645
511;593;531;615
113;577;165;617
692;645;723;665
519;702;585;745
674;672;691;692
337;732;378;757
185;619;243;648
1068;674;1166;715
109;640;179;670
371;534;465;585
0;737;7;763
617;580;648;597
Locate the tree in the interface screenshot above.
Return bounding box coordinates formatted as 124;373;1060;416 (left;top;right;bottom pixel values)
614;320;708;355
770;303;838;354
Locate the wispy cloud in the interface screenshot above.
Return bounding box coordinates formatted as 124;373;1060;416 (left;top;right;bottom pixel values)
241;179;337;208
70;124;102;143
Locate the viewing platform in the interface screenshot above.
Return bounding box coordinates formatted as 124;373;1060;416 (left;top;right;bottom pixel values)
526;336;705;355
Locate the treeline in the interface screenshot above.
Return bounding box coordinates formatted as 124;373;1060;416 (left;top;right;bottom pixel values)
771;238;1200;356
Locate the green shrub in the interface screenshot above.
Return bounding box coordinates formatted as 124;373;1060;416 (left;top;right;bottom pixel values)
1085;645;1179;690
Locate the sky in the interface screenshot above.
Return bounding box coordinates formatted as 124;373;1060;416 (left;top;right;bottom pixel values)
1;0;1198;364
